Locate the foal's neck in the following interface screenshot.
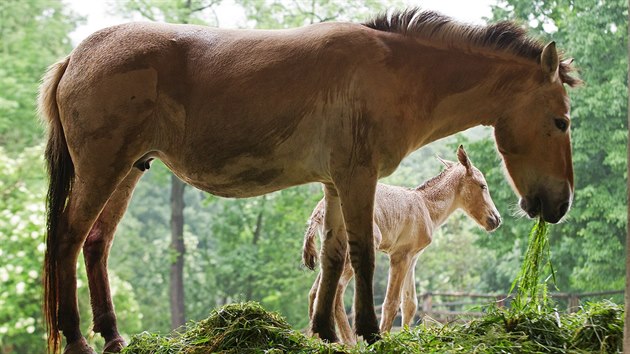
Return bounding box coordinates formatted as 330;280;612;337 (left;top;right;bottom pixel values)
416;168;463;230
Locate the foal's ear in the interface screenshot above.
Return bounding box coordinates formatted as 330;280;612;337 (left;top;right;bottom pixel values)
457;145;472;173
541;41;560;82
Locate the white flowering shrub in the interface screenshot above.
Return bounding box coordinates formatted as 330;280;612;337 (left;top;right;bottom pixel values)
0;146;142;352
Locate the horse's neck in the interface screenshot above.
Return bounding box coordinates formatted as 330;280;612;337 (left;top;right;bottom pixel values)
416;170;462;229
380;35;537;150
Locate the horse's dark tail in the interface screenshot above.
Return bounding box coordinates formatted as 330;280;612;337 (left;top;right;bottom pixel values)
38;56;72;354
302;199;325;271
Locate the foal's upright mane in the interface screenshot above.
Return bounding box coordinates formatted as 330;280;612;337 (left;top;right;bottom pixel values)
363;9;580;87
414;163;455;192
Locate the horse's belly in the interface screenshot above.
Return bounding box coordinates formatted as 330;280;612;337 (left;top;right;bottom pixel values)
162;151;326;198
179;171;309;198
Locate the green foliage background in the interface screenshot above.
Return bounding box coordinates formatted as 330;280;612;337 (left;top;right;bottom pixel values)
0;0;626;352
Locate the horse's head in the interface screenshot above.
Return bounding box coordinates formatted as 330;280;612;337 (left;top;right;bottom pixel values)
494;42;578;224
442;145;501;232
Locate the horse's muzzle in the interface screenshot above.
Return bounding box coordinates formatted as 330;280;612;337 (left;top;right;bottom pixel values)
520;195;570;223
520;196;541;218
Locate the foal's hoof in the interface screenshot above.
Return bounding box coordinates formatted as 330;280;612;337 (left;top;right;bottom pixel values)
64;338;97;354
103;337;127;353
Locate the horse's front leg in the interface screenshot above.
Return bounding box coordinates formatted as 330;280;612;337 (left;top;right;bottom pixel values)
379;252;413;333
337;172;380;344
83;169;143;353
311;183;347;342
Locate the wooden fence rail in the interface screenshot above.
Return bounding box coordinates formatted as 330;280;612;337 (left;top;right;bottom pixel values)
347;290;624;326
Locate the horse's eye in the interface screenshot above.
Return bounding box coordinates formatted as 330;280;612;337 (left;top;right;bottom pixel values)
554;118;569;132
480;184;487;190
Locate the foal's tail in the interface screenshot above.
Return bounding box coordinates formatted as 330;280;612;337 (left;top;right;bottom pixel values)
302;199;325;270
39;56;73;354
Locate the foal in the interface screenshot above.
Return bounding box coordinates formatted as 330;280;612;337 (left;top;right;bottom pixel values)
303;146;501;343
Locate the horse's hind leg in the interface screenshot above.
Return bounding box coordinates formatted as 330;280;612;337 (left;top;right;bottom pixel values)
400;257;419;327
56;171;131;354
83;169;143;353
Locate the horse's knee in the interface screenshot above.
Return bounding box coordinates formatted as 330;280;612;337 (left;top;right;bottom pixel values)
383;298;401;316
321;232;346;271
56;223;90;258
347;243;374;278
83;220;114;267
404;295;418;310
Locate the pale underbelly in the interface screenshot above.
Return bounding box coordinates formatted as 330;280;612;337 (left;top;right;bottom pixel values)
159;153;327;198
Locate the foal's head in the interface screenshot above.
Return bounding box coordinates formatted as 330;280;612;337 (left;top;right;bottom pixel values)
441;146;501;232
494;42;580;223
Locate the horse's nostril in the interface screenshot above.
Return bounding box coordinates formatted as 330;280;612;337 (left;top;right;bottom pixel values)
558;201;570;217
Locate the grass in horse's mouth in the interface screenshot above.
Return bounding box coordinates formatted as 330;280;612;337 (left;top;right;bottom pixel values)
510;218;554;308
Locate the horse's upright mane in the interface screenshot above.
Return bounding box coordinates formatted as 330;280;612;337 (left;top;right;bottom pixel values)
363;8;580;87
414;163;455;192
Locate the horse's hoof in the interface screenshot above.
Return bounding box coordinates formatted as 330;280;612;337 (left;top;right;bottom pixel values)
103;337;126;353
64;337;97;354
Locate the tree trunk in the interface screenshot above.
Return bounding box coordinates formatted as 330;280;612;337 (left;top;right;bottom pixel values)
170;175;186;329
245;197;266;300
624;1;630;349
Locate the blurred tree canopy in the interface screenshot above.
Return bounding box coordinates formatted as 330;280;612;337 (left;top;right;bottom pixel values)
0;0;81;150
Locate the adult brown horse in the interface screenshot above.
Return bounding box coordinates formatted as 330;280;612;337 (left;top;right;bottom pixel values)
39;9;579;353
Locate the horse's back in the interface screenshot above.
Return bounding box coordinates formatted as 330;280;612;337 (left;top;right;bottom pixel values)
57;21;392;197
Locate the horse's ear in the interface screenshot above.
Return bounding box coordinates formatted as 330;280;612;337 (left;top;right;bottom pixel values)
457;145;472;173
541;41;560;82
436;155;454;168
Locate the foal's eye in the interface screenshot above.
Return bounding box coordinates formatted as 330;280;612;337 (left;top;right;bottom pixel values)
554;118;569;132
480;184;487;190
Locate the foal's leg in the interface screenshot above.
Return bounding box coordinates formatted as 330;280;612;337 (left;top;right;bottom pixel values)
83;169;143;353
334;260;356;345
336;173;380;343
379;252;413;333
57;173;130;354
311;184;347;342
400;257;419;327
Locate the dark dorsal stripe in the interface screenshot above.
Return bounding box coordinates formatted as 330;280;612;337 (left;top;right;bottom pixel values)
363;8;580;87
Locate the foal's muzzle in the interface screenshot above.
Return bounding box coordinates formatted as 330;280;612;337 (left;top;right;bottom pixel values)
485;211;502;231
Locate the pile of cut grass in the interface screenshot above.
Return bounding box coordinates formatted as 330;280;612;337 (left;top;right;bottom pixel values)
371;300;623;353
121;302;347;354
122;301;623;353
